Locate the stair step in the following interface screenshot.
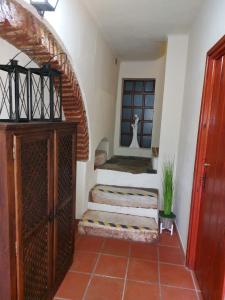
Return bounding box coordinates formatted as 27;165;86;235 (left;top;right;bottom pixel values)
88;202;158;221
91;185;158;209
78;210;158;243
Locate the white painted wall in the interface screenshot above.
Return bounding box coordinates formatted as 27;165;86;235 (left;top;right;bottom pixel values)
0;39;37;68
158;35;189;168
174;0;225;251
114;58;166;158
17;0;119;218
157;34;189;214
44;1;119;218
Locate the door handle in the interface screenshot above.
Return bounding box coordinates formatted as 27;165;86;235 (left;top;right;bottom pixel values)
204;163;211;167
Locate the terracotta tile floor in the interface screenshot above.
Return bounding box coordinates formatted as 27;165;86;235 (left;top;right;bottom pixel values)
54;230;202;300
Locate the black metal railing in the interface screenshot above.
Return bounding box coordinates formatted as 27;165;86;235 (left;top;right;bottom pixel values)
0;52;66;122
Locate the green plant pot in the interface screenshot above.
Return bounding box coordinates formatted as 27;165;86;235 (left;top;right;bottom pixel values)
159;210;176;219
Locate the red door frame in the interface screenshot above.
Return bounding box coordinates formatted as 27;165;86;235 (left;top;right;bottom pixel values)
186;35;225;270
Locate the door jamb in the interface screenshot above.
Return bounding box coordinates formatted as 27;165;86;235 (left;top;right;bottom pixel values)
186;35;225;268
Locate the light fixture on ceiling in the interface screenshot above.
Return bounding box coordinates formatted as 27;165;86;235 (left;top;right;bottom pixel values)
30;0;59;17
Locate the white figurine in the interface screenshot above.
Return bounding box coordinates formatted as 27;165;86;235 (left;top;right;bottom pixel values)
129;114;140;148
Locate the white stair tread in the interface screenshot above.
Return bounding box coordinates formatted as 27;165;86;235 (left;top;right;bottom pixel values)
81;210;158;230
91;185;158;209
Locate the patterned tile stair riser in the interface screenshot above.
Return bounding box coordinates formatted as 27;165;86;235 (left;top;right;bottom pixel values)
83;219;153;231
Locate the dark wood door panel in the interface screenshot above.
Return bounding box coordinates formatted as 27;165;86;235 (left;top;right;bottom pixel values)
14;131;54;300
57;131;73;208
0;122;77;300
53;126;76;290
54;200;74;287
23;223;49;300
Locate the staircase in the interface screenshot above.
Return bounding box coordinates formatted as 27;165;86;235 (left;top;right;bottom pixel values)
79;184;159;243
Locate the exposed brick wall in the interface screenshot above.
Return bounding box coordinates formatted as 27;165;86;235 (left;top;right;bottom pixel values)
0;0;89;161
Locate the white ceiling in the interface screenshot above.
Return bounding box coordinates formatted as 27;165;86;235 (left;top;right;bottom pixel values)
82;0;203;60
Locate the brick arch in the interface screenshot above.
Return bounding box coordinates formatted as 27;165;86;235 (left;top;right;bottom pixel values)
0;0;89;161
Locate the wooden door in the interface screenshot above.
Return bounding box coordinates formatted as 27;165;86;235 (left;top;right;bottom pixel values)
194;55;225;298
53;126;76;289
14;131;54;300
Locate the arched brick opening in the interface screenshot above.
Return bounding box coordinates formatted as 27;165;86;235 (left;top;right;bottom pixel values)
0;0;89;161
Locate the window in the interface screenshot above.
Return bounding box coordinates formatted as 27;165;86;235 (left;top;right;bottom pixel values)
120;79;155;148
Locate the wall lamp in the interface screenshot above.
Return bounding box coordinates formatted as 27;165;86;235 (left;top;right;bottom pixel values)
30;0;59;17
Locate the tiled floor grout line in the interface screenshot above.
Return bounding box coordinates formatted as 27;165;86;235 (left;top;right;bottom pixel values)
75;249;186;267
121;243;131;300
191;270;201;299
81;240;105;300
99;251;130;259
94;273;124;280
157;261;185;267
157;247;162;300
69;235;203;299
159;244;181;249
160;283;199;291
191;270;201;292
69;269;197;291
75;249;129;258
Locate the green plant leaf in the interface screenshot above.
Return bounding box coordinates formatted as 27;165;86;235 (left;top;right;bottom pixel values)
162;160;174;216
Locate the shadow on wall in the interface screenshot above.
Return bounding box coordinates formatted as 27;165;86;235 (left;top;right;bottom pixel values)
94;138;109;168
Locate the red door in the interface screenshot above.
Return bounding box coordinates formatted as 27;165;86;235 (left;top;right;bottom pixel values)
194;54;225;299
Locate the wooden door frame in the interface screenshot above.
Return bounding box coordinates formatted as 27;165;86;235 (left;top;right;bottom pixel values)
186;35;225;269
